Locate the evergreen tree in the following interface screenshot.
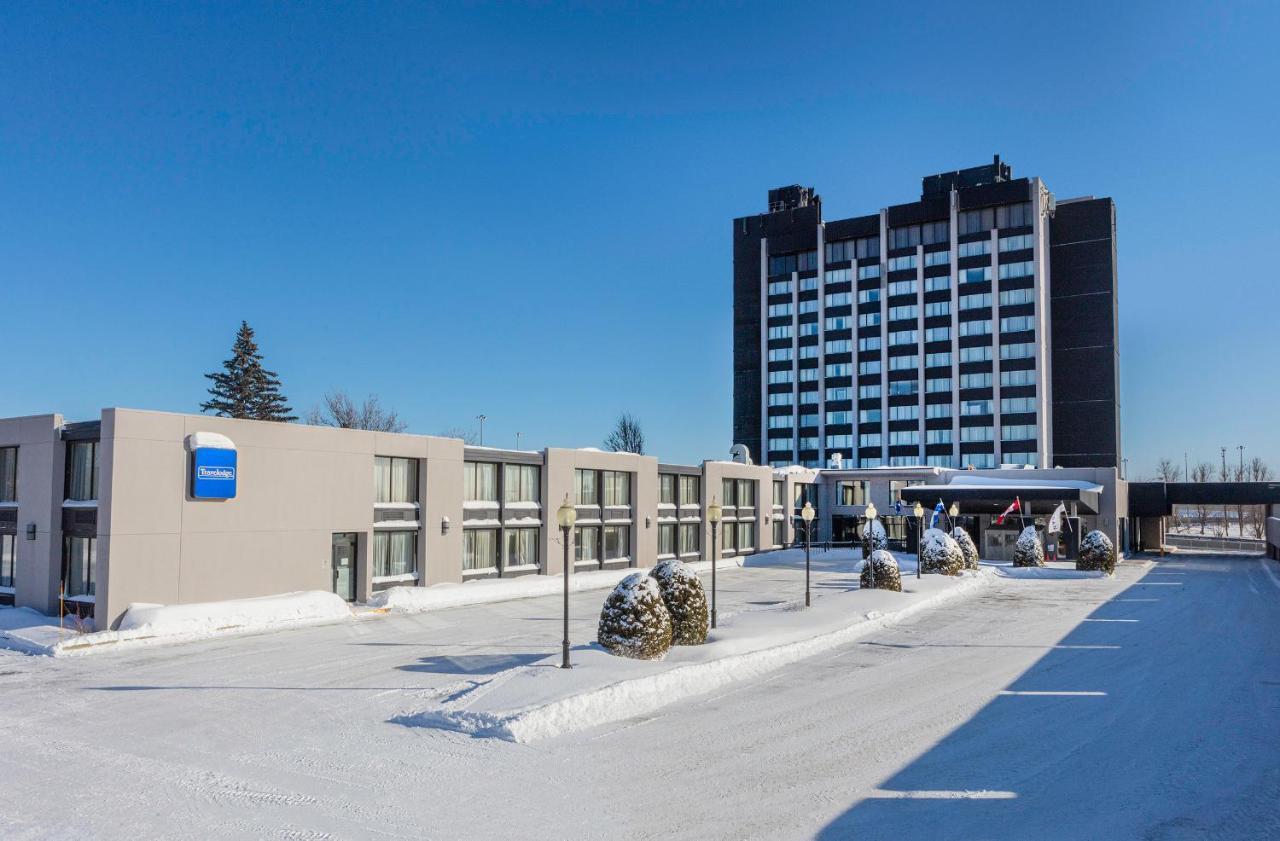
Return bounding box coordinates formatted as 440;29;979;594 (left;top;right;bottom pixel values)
201;321;296;422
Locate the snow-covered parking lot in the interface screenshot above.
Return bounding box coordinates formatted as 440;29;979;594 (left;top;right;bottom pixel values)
1;551;1278;839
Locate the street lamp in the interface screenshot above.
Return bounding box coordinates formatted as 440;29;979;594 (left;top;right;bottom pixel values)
707;498;722;629
477;414;487;446
864;502;878;589
949;501;959;531
801;501;815;607
913;501;924;579
556;495;577;669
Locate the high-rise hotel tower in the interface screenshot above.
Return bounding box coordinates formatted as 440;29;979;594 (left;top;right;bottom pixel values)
733;156;1120;471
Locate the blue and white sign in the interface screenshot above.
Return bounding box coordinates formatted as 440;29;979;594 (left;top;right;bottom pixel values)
188;432;238;499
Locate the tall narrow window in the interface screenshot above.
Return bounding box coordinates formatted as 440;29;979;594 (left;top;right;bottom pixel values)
0;447;15;502
679;475;700;506
65;441;98;502
0;534;15;589
574;469;599;505
602;471;631;506
62;535;96;597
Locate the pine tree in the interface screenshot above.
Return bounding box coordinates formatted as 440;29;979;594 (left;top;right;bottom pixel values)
201;321;297;422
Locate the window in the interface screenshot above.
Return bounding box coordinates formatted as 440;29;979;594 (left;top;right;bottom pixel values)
888;255;917;272
888;305;917;321
659;474;677;505
839;481;869;505
889;329;917;346
825;339;852;354
768;370;794;384
679;475;700;506
603;471;630;506
768;415;794;431
960;319;992;337
65;441;98;502
857;312;881;327
768;392;794;407
927;377;952;393
888;280;917;297
824;268;852;285
857;336;881;352
824;292;852;307
860;457;883;468
1003;451;1038;466
925;250;950;267
958;240;991;258
926;429;952;444
888;380;919;396
772;480;785;507
889;355;918;371
826;240;854;263
960;266;991;284
1001;396;1036;414
503;527;539;568
799;345;819;359
857;288;880;305
826;362;853;377
826;386;852;401
799;390;819;405
888;404;919;422
800;276;819;292
574;469;598;505
926;403;953;419
889;430;920;446
924;275;951;292
1001;369;1038;387
722;478;736;507
962;399;993;416
957;207;994;235
922;221;949;245
960;345;993;363
769;254;796;276
799;412;819;427
799;300;818;315
999;233;1034;252
888;456;922;467
999;288;1035;306
856;360;880;376
890;226;920;250
1001;315;1035;333
859;409;882;423
658;523;677;556
961;426;994;442
0;534;13;589
679;522;700;556
798;250;818;271
736;479;756;508
798;436;819;450
858;433;881;448
925;327;950;343
1001;425;1038;442
768;279;793;296
737;521;756;552
799;322;819;337
1000;343;1035;360
965;453;996;469
996;201;1033;228
463;528;499;571
503;464;540;503
858;384;881;399
62;535;96;597
927;455;955;468
925;302;950;319
925;351;952;367
856;236;880;260
768;303;793;318
768;347;793;362
769;437;794;452
773;518;785;548
825;316;852;331
959;372;993;389
575;526;600;562
768;325;793;340
826;410;854;425
959;292;992;310
373;530;417;578
999;261;1034;280
461;461;497;503
0;447;14;502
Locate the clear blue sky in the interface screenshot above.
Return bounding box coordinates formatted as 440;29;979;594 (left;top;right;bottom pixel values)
3;1;1277;478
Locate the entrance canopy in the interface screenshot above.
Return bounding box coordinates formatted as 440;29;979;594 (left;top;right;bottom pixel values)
900;477;1102;516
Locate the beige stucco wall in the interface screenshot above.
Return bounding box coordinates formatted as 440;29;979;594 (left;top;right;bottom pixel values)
542;448;658;574
702;460;774;559
0;414;65;615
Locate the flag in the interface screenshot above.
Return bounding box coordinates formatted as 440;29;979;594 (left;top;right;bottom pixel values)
1047;502;1067;534
995;496;1021;525
929;500;945;530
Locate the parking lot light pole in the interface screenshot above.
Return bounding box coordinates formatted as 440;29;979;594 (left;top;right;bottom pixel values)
801;502;815;607
556;496;577;669
707;499;722;629
913;501;925;578
864;502;878;588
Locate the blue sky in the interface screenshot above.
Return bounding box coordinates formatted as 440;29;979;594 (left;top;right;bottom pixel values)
2;1;1277;478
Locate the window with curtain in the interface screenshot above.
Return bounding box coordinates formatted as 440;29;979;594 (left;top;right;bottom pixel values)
463;462;498;502
659;474;676;505
721;520;737;551
602;471;630;506
373;530;417;578
574;469;598;505
658;524;676;556
736;480;755;508
65;441;98;501
0;447;16;502
679;523;700;556
502;464;540;504
678;476;700;507
0;534;15;588
722;478;736;508
773;519;785;548
62;536;96;597
840;481;868;506
773;481;784;507
374;456;419;503
463;528;499;570
505;528;539;568
575;526;600;562
604;525;630;560
738;522;756;551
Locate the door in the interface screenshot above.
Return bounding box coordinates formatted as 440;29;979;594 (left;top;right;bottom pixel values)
331;533;357;602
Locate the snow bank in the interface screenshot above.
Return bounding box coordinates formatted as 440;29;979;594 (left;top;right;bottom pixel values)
985;561;1107;580
392;569;993;743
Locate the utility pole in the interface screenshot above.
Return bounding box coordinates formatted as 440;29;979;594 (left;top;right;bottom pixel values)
1238;445;1245;474
477;415;486;446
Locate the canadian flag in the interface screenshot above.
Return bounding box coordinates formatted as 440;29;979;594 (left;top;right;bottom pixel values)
995;496;1021;525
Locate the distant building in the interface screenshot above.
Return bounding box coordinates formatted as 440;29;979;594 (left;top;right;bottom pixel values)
732;156;1121;472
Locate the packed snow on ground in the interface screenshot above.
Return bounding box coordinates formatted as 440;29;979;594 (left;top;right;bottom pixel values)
983;560;1134;580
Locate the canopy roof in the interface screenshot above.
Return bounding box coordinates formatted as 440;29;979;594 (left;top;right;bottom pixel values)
900;478;1102;515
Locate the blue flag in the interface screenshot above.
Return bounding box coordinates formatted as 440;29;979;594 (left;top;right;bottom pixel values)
930;500;945;529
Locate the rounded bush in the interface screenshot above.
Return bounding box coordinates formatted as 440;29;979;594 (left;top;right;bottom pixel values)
648;559;709;645
951;526;980;571
1013;526;1045;568
862;518;888;558
598;573;673;660
860;549;902;592
920;528;965;575
1077;529;1116;574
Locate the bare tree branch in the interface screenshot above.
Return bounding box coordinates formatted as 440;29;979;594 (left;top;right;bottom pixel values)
603;412;645;455
307;390;407;432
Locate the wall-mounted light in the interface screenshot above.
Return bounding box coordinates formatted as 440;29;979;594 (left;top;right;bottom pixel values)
645;516;651;528
441;515;451;535
26;523;36;540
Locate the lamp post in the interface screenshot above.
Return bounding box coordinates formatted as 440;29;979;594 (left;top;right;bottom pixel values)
801;501;815;607
477;414;487;446
949;502;959;532
707;498;722;629
864;502;878;589
913;501;924;578
556;495;577;669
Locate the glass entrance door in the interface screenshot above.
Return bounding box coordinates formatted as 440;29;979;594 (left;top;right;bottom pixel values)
331;533;357;601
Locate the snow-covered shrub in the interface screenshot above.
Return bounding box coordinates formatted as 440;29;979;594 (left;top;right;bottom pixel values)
951;526;980;571
862;518;887;557
598;573;673;660
1013;526;1045;568
1077;529;1116;574
860;549;902;592
648;559;709;645
919;528;965;575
